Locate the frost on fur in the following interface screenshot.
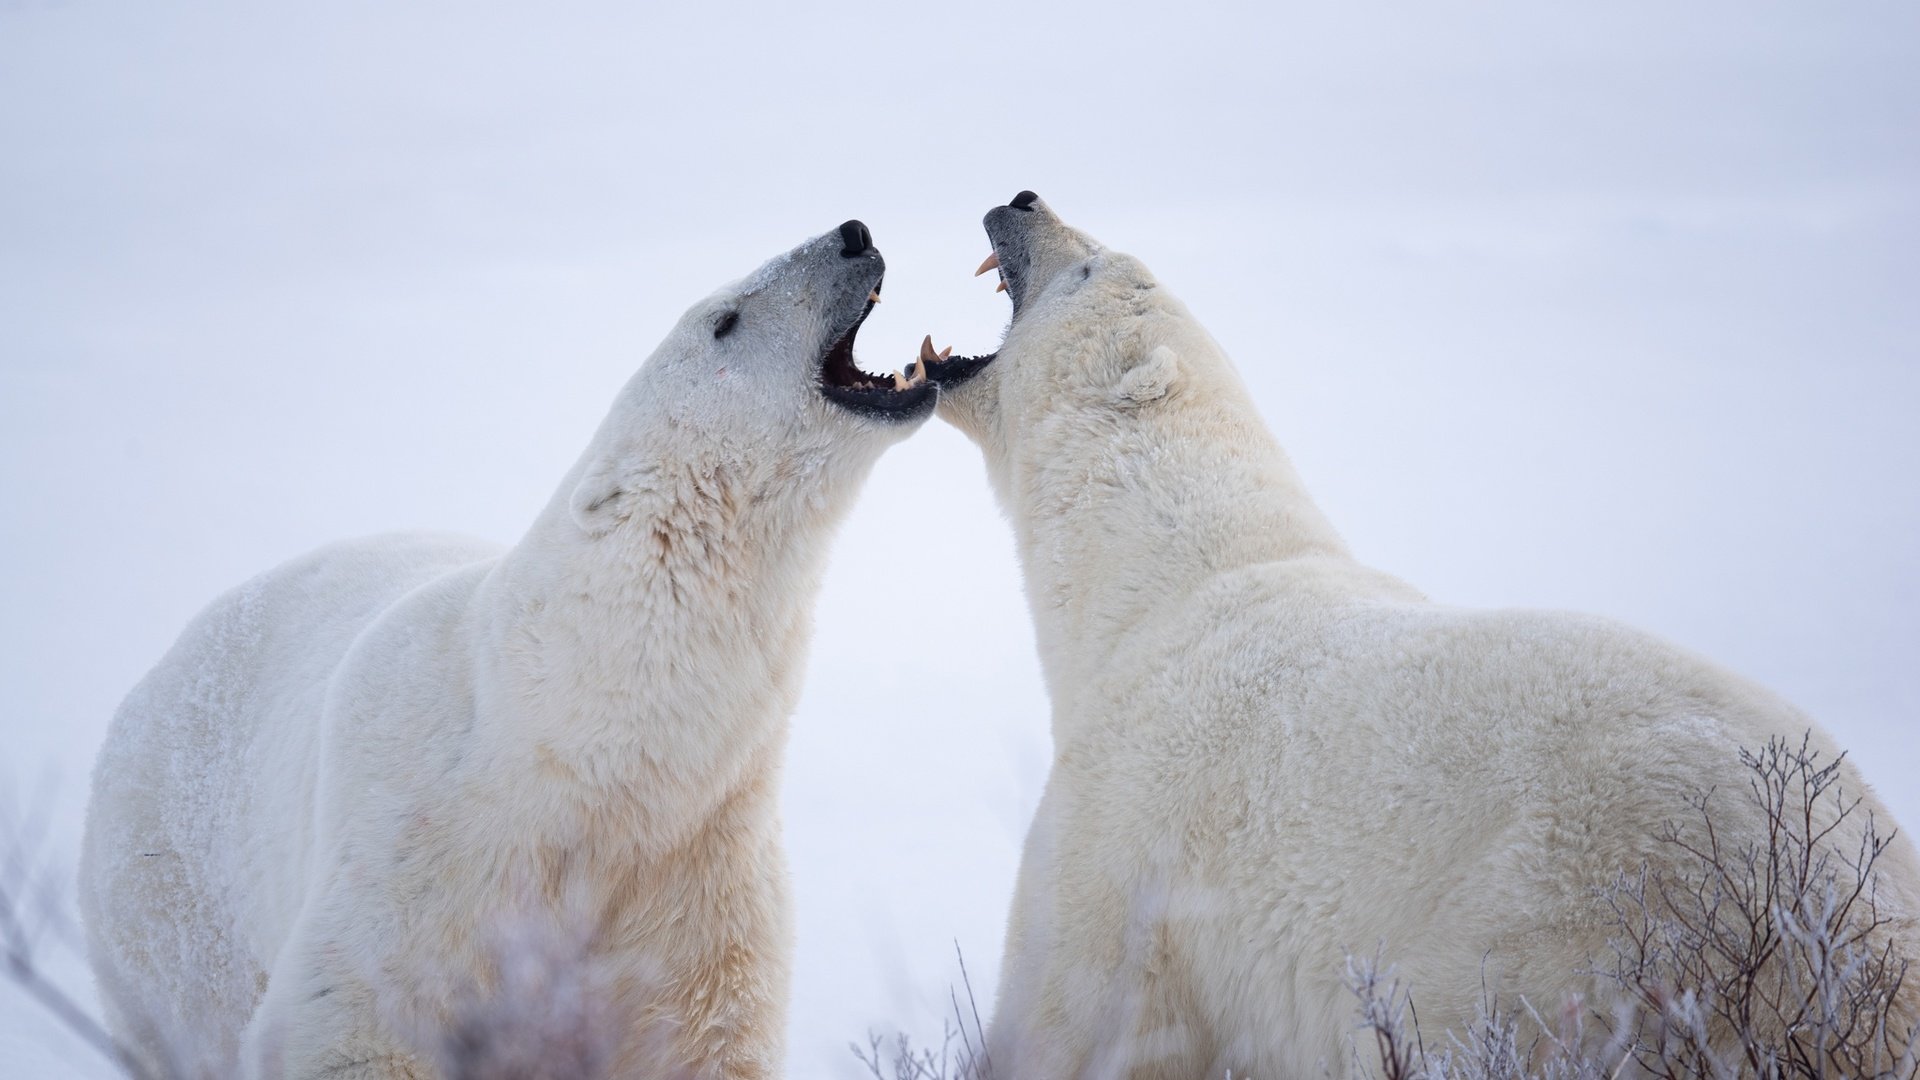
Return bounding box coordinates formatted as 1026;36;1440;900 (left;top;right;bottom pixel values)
1349;734;1919;1080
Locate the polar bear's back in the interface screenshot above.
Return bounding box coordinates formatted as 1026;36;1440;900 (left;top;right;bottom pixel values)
79;531;501;1074
1068;571;1920;1075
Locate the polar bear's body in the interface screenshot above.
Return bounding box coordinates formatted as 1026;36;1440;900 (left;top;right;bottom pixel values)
81;222;928;1079
1004;580;1846;1078
933;195;1920;1078
82;534;500;1072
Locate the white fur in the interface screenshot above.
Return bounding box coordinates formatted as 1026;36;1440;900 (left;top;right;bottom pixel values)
937;197;1920;1079
79;227;920;1079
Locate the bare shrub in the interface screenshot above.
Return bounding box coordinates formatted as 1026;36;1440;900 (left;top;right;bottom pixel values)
1352;734;1918;1080
1347;951;1640;1080
0;778;164;1080
14;734;1912;1079
851;943;995;1080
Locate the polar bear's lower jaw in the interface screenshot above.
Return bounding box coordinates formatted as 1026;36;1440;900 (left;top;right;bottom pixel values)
915;351;996;389
820;378;936;419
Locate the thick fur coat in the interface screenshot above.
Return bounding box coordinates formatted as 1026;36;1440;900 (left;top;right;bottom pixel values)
932;194;1920;1079
79;223;927;1079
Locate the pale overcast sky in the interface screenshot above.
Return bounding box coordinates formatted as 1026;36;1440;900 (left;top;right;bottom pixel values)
3;3;1916;1076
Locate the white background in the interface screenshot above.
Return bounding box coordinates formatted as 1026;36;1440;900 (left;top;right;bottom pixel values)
2;2;1916;1076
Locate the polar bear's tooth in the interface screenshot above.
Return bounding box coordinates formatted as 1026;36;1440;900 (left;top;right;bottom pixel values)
891;371;907;391
938;345;953;362
868;291;882;304
919;335;939;364
975;252;1000;276
995;279;1008;293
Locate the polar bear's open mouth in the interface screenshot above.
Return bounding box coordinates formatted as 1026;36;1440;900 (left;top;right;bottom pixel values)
913;190;1050;391
818;284;938;419
909;246;1004;390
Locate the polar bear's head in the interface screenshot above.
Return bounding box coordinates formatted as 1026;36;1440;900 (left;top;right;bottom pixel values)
564;220;934;539
920;193;1187;487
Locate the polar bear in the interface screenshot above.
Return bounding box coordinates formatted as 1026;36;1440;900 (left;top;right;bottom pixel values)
78;220;938;1080
918;193;1920;1078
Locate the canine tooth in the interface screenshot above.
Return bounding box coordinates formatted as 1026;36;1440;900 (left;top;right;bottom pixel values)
869;290;882;303
974;252;1000;276
995;279;1007;293
919;335;939;364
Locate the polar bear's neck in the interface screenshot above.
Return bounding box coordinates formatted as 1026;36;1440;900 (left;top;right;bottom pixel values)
468;448;855;850
1000;322;1366;712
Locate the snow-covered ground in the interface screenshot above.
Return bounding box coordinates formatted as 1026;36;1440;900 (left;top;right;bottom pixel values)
3;3;1916;1076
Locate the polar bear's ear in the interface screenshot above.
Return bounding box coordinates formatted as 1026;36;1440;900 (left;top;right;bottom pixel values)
1113;345;1180;408
569;461;629;536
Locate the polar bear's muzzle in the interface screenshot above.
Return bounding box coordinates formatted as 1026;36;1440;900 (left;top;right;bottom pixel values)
816;220;937;422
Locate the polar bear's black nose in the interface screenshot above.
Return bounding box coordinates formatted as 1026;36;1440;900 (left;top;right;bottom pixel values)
838;220;874;257
1009;190;1040;211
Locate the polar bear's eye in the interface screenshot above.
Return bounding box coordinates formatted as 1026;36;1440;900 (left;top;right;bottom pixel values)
714;311;740;339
